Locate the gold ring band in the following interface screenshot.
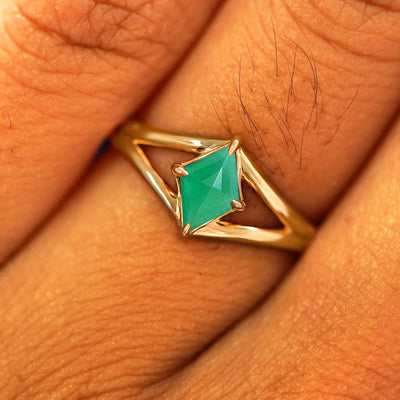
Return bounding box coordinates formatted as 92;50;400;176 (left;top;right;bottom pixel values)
111;121;314;252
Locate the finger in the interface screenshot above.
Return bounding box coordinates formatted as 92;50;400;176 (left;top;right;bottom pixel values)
158;113;400;399
0;155;291;399
146;0;400;217
1;0;400;398
0;0;221;262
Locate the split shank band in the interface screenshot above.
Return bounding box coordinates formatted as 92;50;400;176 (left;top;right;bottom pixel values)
111;121;314;252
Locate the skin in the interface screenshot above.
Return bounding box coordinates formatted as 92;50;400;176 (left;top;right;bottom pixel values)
0;0;400;399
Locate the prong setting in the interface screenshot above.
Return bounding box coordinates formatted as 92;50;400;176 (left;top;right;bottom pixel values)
231;199;246;211
172;163;189;177
111;120;314;251
182;223;191;237
228;136;242;156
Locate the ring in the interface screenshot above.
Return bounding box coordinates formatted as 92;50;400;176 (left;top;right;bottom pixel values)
111;121;314;252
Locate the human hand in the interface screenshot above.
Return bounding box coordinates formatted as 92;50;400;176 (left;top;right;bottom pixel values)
1;0;400;399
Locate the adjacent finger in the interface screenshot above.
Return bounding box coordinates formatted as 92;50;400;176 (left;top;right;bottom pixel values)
157;114;400;399
0;0;221;262
0;155;291;399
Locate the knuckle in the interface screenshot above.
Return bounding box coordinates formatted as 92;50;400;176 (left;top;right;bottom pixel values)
0;0;183;115
283;0;400;60
12;0;177;62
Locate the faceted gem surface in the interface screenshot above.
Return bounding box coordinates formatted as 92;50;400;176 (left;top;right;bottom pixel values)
180;147;240;230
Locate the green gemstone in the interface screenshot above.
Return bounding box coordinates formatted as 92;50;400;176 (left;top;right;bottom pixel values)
179;147;240;230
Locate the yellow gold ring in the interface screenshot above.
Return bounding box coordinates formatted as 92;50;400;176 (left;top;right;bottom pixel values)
111;121;314;252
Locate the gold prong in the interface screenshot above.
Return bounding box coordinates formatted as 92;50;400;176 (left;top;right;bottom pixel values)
231;199;246;211
172;163;189;177
111;121;315;251
228;137;242;156
182;223;191;237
